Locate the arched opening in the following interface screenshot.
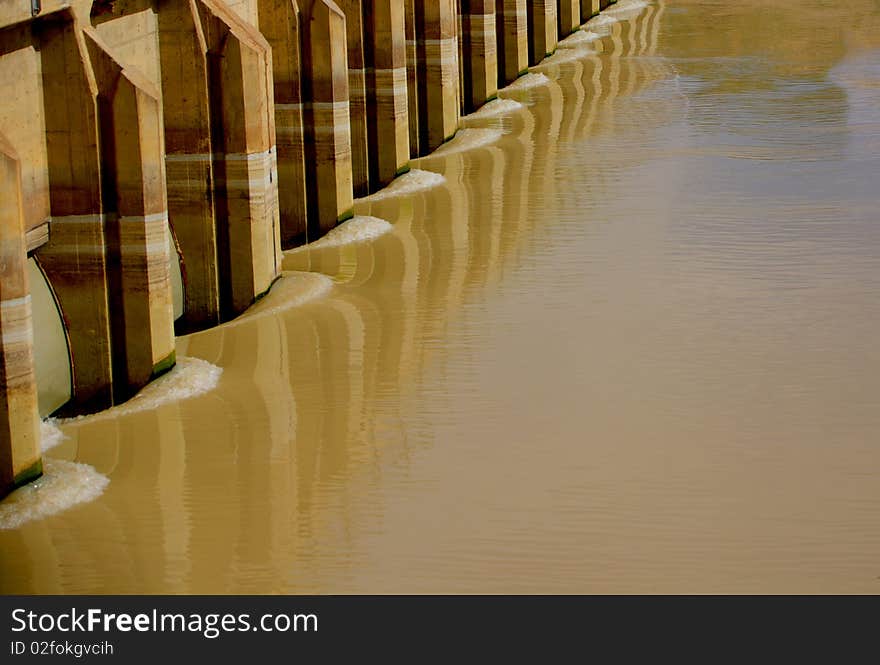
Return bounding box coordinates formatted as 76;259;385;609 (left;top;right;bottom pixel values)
27;256;73;417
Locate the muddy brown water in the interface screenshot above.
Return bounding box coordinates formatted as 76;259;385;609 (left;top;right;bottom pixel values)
2;0;879;593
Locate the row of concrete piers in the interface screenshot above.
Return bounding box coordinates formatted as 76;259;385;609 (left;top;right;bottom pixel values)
0;0;616;498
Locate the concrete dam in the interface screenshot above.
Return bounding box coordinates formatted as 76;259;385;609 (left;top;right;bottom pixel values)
0;0;621;497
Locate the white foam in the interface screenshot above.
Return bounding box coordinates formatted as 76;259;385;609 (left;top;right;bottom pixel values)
558;30;601;49
606;0;649;16
431;128;504;155
230;271;334;321
464;98;524;120
40;419;65;453
584;13;619;33
57;357;222;424
287;216;393;251
0;459;109;530
503;72;552;90
533;48;596;69
360;170;446;202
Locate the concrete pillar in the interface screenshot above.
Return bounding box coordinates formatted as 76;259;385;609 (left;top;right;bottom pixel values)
581;0;600;20
495;0;528;87
404;0;421;157
0;133;42;499
460;0;498;112
157;0;221;330
196;0;282;317
363;0;410;188
257;0;310;247
36;14;114;412
414;0;460;151
558;0;580;37
301;0;354;237
84;29;176;400
337;0;370;197
526;0;556;65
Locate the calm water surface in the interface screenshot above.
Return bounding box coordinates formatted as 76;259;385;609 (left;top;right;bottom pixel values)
2;0;879;593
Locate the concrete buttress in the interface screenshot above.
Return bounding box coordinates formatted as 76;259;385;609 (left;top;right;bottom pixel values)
494;0;527;87
526;0;556;65
363;0;410;187
257;0;310;248
0;133;42;498
558;0;580;38
195;0;283;318
301;0;354;237
459;0;497;112
336;0;370;197
413;0;460;151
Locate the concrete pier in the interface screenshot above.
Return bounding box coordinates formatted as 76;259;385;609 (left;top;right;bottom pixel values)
527;0;557;65
582;0;600;20
0;133;42;497
257;0;310;247
558;0;580;37
414;0;460;151
301;0;354;236
495;0;528;87
459;0;498;112
337;0;370;197
0;0;624;498
363;0;411;187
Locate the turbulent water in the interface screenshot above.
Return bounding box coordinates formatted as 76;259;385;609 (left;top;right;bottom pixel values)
2;0;879;593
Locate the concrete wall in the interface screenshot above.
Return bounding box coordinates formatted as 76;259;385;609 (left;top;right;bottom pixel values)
0;0;621;497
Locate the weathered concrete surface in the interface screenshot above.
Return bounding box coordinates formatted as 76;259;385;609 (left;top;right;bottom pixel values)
460;0;498;112
404;0;420;157
257;0;309;247
83;28;175;399
197;0;282;317
527;0;556;65
582;0;601;19
337;0;370;197
36;13;115;412
558;0;580;37
301;0;354;236
363;0;410;187
0;132;42;499
157;0;221;330
414;0;460;151
495;0;528;87
0;20;51;244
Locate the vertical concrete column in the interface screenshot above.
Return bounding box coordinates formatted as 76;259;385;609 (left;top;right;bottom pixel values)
558;0;580;37
526;0;556;65
581;0;600;20
0;133;41;499
257;0;310;247
414;0;460;152
337;0;370;197
157;0;221;330
495;0;528;87
197;0;283;317
363;0;410;188
301;0;354;237
36;15;114;412
84;30;176;399
459;0;498;112
404;0;421;157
